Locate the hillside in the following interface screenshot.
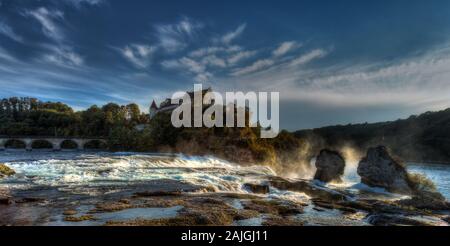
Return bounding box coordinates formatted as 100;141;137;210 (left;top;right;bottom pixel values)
294;108;450;164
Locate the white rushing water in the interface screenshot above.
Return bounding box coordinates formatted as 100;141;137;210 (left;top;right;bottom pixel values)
0;151;275;194
1;151;449;200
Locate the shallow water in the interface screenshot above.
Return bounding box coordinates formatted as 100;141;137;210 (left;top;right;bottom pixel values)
46;206;183;226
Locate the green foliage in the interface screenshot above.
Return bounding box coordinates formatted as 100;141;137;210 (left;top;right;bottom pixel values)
146;112;182;147
0;97;146;138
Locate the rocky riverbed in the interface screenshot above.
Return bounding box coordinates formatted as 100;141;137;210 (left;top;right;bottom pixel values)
0;150;449;226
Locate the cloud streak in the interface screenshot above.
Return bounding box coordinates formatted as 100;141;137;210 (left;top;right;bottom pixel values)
117;44;157;68
273;41;301;57
0;21;24;43
154;17;203;52
217;23;246;44
24;7;65;41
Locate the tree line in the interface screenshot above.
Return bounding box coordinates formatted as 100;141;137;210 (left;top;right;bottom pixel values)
0;97;148;138
295;108;450;163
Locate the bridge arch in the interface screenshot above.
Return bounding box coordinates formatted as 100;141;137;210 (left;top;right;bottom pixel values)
0;137;106;151
31;139;54;149
4;139;27;149
60;139;79;150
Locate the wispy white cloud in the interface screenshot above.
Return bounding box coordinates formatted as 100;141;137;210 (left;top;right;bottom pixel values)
228;50;257;65
273;41;301;57
231;58;275;76
24;7;64;41
43;46;84;67
0;21;24;43
217;23;246;44
290;49;327;66
161;56;213;82
63;0;105;8
117;44;157;68
154;17;203;52
201;55;227;68
0;46;18;63
189;45;241;57
220;45;450;112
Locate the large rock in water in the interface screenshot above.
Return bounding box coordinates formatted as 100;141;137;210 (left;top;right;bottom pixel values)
0;163;15;178
314;149;345;183
357;146;412;194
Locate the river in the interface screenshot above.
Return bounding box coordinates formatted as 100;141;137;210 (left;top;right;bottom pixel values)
1;150;449;226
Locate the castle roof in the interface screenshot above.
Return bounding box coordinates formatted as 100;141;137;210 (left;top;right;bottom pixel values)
150;100;158;109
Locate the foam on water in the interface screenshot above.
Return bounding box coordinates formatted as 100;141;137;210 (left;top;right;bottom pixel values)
0;151;275;194
1;151;449;200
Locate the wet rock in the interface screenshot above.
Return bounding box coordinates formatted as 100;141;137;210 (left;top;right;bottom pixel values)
119;199;131;204
219;193;260;200
314;149;345;183
443;216;450;224
0;196;12;205
262;216;304;226
312;200;358;213
93;202;134;213
367;214;435;226
398;191;450;211
0;163;15;178
0;189;12;205
64;215;96;222
242;199;304;217
269;177;348;202
243;183;270;194
134;191;183;197
357;146;412;194
105;195;255;226
132;179;214;197
63;210;78;216
15;197;47;204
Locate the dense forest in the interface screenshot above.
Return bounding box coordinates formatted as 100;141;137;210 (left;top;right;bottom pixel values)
295;108;450;163
0;97;148;137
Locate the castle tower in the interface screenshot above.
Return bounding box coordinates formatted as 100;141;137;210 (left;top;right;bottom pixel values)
149;100;158;119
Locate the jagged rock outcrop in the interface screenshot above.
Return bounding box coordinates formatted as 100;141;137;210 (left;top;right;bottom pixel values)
357;146;412;194
314;149;345;183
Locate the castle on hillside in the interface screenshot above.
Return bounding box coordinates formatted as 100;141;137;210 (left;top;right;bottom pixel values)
149;87;213;120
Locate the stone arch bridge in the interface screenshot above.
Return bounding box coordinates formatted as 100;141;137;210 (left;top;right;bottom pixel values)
0;136;107;151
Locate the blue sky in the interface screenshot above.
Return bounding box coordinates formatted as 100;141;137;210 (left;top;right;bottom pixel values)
1;0;450;130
